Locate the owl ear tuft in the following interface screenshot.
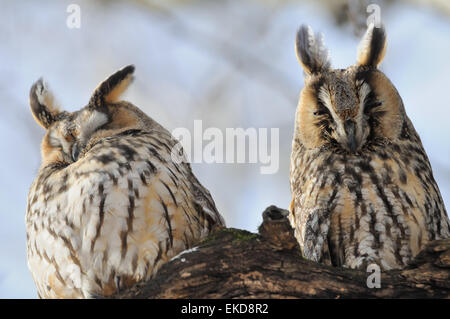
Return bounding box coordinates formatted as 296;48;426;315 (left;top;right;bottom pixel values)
29;78;60;129
89;64;135;108
295;25;331;75
357;23;387;68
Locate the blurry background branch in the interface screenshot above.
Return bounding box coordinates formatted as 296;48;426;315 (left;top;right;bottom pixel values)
129;0;300;104
315;0;450;34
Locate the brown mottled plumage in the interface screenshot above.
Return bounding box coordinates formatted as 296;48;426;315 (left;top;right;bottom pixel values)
289;24;450;270
26;65;225;298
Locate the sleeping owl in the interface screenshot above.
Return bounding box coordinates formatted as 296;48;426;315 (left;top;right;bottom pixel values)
26;65;225;298
289;24;450;270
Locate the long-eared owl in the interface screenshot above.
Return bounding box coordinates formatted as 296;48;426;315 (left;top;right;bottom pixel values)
289;24;450;270
26;65;225;298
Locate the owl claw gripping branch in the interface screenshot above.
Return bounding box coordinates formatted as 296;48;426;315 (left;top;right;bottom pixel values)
289;24;450;271
26;65;225;298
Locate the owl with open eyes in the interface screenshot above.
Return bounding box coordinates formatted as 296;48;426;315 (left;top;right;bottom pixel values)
26;65;225;298
289;24;450;270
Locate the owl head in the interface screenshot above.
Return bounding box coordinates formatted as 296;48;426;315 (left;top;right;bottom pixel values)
30;65;156;166
294;24;406;153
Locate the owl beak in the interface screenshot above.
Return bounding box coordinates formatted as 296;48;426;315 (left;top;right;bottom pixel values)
344;120;358;153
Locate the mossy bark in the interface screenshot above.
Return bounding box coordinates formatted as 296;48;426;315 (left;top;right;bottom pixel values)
114;206;450;299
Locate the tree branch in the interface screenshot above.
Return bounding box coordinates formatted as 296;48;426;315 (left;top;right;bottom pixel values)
114;206;450;299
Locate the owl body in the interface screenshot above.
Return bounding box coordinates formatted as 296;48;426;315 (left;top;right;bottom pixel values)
289;25;450;270
26;66;224;298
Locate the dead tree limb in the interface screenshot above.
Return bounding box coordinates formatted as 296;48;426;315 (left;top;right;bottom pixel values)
114;206;450;299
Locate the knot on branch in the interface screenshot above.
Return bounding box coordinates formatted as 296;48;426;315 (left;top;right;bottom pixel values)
258;205;300;251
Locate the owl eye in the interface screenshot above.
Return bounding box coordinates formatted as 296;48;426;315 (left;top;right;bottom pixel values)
314;102;330;117
313;110;328;116
363;91;382;113
366;101;382;110
71;143;80;162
